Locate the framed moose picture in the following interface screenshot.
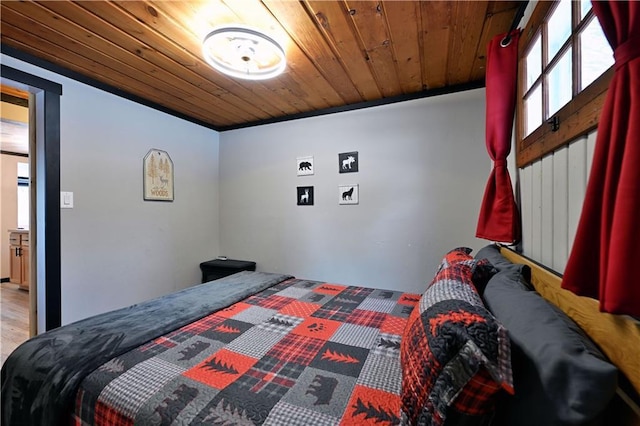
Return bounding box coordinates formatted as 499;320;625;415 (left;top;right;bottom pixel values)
338;151;358;173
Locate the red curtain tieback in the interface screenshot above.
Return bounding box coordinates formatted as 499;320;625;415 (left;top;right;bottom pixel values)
494;160;507;168
614;36;640;69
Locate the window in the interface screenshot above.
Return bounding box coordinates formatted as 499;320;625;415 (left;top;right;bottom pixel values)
517;0;614;166
17;162;29;230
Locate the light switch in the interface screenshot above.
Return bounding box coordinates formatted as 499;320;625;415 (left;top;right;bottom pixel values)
60;191;74;209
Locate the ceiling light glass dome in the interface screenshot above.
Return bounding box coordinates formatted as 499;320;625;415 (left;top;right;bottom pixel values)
202;26;286;81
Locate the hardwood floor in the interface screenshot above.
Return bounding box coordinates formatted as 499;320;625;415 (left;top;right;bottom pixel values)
1;282;29;366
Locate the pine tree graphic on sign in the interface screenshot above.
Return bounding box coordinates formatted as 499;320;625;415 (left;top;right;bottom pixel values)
148;152;158;184
144;149;174;201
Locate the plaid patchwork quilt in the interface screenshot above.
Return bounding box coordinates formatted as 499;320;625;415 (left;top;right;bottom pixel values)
72;278;420;425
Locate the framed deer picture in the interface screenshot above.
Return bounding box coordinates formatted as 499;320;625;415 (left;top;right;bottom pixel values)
297;186;314;206
143;149;174;201
339;184;359;205
338;151;358;173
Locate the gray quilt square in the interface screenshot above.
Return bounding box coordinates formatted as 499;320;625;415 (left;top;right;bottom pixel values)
292;280;326;290
225;327;286;359
257;313;304;334
279;367;356;419
133;376;222;425
367;289;402;301
300;292;333;304
357;352;402;395
156;336;225;369
274;286;312;300
264;401;340;426
370;332;402;358
390;303;415;318
232;305;278;324
98;357;185;418
356;297;396;313
330;323;380;349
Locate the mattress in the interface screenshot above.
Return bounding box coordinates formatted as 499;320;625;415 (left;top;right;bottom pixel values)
71;278;420;425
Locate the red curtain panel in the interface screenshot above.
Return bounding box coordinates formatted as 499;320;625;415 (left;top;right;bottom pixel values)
476;30;521;244
562;1;640;316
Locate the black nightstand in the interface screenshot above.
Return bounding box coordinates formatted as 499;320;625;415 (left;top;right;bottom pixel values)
199;259;256;283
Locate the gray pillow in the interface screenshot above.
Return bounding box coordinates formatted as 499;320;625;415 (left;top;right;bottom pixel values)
483;272;618;425
475;244;532;290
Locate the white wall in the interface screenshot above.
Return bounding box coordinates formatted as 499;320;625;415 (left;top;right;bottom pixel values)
220;89;490;294
1;54;221;325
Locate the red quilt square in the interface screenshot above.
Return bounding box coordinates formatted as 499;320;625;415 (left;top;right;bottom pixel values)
291;317;341;340
313;283;347;296
256;295;294;310
345;309;387;328
278;300;320;317
265;334;324;366
94;401;133;426
380;316;407;335
180;313;225;335
183;349;257;390
214;302;251;319
452;367;503;415
341;385;401;425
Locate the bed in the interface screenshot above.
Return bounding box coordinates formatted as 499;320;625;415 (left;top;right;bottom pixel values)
2;246;639;426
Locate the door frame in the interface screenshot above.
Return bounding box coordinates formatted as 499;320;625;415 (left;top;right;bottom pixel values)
1;64;62;332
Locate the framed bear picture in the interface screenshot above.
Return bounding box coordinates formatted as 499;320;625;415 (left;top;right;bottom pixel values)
297;156;314;176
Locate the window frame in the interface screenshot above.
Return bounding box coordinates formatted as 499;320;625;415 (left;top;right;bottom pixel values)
516;1;613;168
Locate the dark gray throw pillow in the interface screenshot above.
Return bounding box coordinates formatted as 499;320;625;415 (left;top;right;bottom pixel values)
475;244;532;290
483;272;618;426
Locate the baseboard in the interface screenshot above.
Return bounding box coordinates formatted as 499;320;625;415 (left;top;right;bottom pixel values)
1;277;10;283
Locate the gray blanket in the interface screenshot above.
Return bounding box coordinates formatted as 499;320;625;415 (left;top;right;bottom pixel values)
1;271;293;425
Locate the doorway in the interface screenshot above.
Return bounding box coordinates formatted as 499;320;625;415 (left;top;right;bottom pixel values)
1;64;62;341
1;85;31;363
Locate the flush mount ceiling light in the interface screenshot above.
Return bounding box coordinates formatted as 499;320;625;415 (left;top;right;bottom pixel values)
202;26;286;80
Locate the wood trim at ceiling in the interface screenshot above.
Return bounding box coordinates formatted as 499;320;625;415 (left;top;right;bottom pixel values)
218;79;486;131
2;44;487;133
1;43;220;131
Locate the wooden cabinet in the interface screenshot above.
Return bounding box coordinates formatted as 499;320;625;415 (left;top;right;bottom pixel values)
8;231;29;291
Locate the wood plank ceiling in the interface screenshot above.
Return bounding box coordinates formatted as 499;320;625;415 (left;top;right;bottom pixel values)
0;1;521;131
